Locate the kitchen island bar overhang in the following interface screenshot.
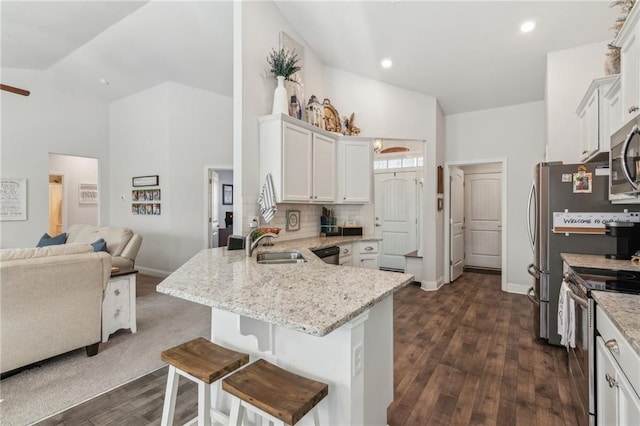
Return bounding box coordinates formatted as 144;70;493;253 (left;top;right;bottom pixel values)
157;236;414;425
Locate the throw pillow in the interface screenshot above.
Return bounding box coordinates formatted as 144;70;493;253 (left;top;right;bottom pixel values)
91;238;108;253
36;232;67;247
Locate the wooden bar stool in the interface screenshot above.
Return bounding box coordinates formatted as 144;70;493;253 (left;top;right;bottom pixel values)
160;337;249;426
222;359;329;426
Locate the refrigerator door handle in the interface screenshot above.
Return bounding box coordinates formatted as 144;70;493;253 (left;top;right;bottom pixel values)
527;179;537;253
527;263;541;279
527;287;540;305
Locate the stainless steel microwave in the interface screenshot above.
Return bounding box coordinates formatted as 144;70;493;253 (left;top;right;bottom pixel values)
610;114;640;195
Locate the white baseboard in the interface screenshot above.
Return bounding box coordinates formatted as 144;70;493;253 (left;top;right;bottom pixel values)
136;266;171;278
506;282;529;295
420;278;444;291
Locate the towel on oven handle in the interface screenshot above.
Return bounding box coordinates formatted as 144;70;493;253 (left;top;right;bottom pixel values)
558;280;576;348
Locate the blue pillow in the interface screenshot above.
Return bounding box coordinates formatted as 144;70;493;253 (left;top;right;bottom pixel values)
36;233;67;247
91;238;108;253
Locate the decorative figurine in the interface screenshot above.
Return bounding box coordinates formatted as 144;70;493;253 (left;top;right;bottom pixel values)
305;95;324;128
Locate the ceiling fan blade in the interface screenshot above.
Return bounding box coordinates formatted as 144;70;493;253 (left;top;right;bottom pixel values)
1;84;30;97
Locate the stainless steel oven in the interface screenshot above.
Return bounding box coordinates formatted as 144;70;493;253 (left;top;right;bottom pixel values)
564;265;640;425
563;272;593;426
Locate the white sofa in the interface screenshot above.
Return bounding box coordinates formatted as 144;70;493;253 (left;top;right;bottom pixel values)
66;224;143;269
0;244;111;374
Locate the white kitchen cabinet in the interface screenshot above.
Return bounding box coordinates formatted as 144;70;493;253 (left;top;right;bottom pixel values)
605;76;623;138
259;114;336;203
337;139;372;204
596;336;640;426
338;243;353;266
356;241;379;270
615;1;640;124
576;76;617;162
596;305;640;426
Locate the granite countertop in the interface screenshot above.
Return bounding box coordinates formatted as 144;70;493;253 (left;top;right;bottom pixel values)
561;253;640;358
156;235;413;337
561;253;640;272
591;291;640;357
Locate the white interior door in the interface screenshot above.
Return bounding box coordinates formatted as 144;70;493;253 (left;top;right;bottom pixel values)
208;170;220;248
374;171;417;270
450;167;464;281
464;172;502;269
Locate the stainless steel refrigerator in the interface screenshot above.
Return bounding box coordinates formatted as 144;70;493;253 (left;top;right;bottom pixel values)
526;162;629;345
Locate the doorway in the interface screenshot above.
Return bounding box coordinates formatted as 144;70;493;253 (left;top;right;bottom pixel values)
48;153;99;233
374;171;419;271
445;160;506;289
205;167;233;249
49;175;64;236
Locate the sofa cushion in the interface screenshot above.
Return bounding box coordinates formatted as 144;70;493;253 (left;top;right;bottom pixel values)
91;239;108;253
36;232;67;247
0;244;93;262
66;224;133;257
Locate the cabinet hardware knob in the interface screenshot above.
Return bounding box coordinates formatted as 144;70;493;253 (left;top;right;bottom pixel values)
343;197;346;200
605;339;619;354
314;196;318;199
309;196;313;199
605;373;618;388
365;246;374;251
114;289;120;296
629;106;639;113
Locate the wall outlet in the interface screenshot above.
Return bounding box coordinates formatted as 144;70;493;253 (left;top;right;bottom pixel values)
352;343;363;377
249;217;259;228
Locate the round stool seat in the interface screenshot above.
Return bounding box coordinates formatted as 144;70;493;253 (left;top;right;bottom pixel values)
223;359;328;425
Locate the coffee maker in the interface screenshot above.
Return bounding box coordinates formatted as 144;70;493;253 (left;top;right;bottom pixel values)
605;222;640;260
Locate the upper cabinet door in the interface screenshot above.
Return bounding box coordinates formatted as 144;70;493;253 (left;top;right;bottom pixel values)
337;140;372;204
282;122;313;202
617;2;640;120
311;133;336;202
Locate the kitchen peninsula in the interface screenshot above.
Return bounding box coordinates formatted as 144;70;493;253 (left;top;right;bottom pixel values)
157;236;414;425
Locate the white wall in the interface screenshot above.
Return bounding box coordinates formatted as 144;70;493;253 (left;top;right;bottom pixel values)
446;101;546;292
238;2;326;233
109;82;232;274
546;41;609;163
0;68;109;248
48;154;99;227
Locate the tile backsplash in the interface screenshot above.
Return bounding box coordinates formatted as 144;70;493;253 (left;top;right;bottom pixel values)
243;201;374;240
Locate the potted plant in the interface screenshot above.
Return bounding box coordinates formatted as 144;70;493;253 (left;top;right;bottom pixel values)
267;48;301;114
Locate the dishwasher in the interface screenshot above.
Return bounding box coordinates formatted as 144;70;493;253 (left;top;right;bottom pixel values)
311;246;340;265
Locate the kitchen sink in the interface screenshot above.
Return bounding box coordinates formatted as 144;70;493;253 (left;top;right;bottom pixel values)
256;251;307;264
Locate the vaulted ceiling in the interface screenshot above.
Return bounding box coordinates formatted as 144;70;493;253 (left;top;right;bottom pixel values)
1;1;621;114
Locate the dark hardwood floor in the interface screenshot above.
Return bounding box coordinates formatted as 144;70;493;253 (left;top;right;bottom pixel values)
36;272;581;425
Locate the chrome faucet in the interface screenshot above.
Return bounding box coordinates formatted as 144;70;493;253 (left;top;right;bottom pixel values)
246;232;278;257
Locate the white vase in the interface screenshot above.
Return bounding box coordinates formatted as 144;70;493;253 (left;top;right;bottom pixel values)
272;76;288;115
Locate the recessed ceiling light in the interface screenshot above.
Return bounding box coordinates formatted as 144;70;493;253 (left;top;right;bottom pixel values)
520;21;535;33
381;58;393;68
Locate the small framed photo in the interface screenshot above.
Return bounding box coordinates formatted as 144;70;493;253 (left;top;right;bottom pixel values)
132;175;159;187
222;184;233;205
573;172;592;193
153;203;161;215
286;210;301;231
78;183;98;205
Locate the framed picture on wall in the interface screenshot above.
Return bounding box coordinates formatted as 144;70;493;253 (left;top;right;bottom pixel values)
222;184;233;205
79;183;98;204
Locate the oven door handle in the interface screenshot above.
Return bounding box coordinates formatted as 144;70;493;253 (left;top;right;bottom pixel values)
566;288;588;309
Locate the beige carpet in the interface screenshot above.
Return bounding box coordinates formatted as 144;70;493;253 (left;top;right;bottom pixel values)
0;275;210;425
